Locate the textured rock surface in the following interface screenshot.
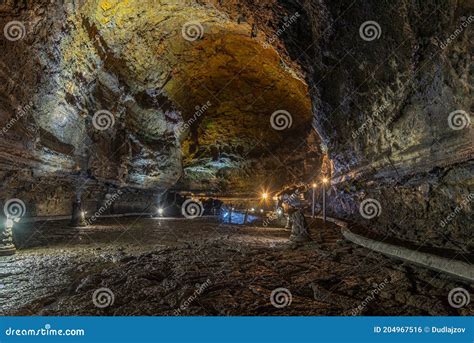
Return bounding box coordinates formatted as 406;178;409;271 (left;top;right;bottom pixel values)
0;0;472;252
0;0;315;207
289;210;310;242
2;217;471;316
296;0;473;251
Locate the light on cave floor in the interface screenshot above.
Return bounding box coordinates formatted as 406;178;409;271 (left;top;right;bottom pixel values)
157;208;164;216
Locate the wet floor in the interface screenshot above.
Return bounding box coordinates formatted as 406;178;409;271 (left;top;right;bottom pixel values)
0;217;472;315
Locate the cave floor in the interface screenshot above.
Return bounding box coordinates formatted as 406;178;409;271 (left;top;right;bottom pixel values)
0;217;471;316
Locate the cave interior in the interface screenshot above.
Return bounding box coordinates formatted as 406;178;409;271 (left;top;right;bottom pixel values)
0;0;472;316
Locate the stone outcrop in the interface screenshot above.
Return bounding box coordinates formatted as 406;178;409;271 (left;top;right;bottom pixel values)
296;0;473;251
289;210;311;242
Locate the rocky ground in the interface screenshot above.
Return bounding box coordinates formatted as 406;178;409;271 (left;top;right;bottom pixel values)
0;0;472;259
0;217;472;316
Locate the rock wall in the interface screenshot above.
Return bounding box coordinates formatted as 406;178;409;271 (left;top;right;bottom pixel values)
0;0;318;219
298;0;473;251
0;0;472;253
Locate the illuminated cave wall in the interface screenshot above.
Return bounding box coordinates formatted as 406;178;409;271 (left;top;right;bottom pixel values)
0;0;472;252
0;0;318;218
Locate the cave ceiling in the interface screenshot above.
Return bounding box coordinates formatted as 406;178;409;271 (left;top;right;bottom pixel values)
0;0;318;196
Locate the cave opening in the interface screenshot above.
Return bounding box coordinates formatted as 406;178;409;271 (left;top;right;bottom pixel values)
0;0;472;318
